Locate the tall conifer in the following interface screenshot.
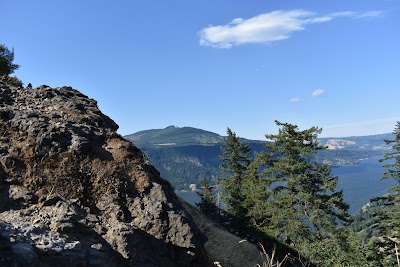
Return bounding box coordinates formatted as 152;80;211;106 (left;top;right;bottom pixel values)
372;121;400;265
219;128;251;232
196;178;218;219
256;121;351;245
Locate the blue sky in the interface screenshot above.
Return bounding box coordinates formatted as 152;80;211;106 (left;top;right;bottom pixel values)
2;0;399;140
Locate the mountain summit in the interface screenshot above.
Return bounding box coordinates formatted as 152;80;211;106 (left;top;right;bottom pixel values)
125;126;224;147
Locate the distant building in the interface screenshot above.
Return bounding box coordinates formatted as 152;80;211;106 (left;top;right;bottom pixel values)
189;184;197;192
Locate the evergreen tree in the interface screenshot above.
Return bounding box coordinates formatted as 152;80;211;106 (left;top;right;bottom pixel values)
216;122;367;266
255;121;351;246
0;44;19;76
0;44;23;87
196;178;218;219
240;157;271;234
371;121;400;265
219;128;251;232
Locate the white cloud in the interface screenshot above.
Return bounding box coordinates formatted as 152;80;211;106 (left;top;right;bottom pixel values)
355;11;384;19
312;89;326;97
199;9;382;48
330;10;383;19
290;98;302;103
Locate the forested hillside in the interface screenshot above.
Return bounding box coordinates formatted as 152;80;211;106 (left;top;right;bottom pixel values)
125;126;392;190
131;123;400;265
193;122;400;266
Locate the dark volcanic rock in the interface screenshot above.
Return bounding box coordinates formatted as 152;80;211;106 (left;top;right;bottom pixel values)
0;81;204;266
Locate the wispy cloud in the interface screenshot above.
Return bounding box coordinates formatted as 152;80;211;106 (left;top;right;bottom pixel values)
322;117;400;137
199;9;382;48
330;10;383;19
290;98;302;103
312;89;326;97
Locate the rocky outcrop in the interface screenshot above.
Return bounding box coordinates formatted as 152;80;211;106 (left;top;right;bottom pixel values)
0;81;204;266
324;139;357;150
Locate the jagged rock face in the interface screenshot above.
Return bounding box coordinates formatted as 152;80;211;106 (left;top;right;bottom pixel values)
0;82;204;266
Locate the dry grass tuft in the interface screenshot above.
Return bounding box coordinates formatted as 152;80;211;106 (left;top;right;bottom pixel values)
256;243;288;267
213;241;312;267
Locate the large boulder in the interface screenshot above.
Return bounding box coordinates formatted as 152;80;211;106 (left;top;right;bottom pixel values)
0;81;204;266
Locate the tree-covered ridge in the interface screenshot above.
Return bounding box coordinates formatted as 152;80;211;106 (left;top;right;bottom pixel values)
127;125;392;151
142;145;223;189
125;126;392;190
125;125;226;146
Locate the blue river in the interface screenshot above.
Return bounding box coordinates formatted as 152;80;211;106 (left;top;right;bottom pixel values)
177;156;396;214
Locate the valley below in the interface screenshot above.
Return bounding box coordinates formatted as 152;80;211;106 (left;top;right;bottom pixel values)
176;156;396;214
126;126;395;214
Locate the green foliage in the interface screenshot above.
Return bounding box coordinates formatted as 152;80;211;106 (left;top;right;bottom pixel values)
126;127;391;194
216;122;365;266
365;121;400;266
298;230;372;267
196;178;219;219
140;145;222;190
380;121;400;184
219;128;251;233
253;121;351;246
128;124;400;265
0;44;19;76
128;123;399;266
349;122;400;266
351;200;386;242
1;75;23;87
0;44;22;87
240;159;270;231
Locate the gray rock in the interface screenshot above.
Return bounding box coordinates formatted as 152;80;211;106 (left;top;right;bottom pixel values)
91;243;103;251
9;185;38;204
64;241;81;251
0;81;205;266
54;221;75;233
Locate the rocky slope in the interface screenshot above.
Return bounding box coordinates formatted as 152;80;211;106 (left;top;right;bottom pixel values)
0;81;205;266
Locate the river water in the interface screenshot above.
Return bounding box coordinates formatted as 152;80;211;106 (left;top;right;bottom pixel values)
177;157;396;214
333;156;395;214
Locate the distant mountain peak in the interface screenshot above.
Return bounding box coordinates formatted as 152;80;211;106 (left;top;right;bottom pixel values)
125;125;224;147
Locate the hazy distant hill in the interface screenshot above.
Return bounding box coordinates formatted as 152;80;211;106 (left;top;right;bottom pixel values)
125;125;225;147
319;134;392;151
125;126;392;190
316;133;393;165
125;125;265;147
125;126;265;189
